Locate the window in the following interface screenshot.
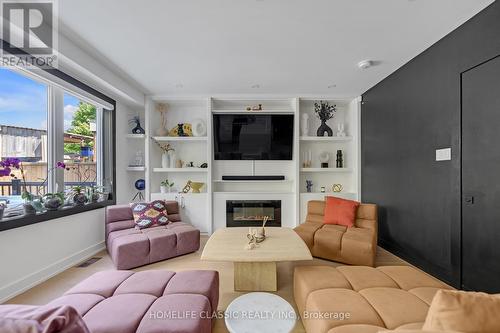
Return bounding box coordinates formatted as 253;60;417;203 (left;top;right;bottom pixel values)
0;66;115;227
0;68;48;199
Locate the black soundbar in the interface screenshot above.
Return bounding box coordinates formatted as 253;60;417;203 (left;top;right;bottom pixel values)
222;175;285;181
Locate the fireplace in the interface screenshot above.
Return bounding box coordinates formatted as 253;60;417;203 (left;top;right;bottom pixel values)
226;200;281;227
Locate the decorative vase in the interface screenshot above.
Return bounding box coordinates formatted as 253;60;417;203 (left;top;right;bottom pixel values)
44;197;63;211
169;151;176;168
156;127;167;136
160;186;167;194
73;193;87;206
161;152;170;168
336;150;344;168
317;120;333;137
23;202;36;215
99;192;110;202
132;120;145;134
301;113;309;136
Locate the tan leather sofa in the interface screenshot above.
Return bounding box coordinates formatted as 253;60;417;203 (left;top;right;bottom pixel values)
294;265;452;333
294;200;378;266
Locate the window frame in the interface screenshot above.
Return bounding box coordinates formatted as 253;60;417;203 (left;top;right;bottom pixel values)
0;41;116;232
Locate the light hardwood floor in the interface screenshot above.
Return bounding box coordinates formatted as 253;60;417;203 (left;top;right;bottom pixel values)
6;235;411;332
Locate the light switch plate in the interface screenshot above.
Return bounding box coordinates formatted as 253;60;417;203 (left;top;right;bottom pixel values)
436;148;451;161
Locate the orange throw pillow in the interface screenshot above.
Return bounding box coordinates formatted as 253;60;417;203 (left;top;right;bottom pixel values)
323;196;360;227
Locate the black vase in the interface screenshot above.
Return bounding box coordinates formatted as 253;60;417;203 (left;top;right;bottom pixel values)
317;120;333;137
132;121;145;134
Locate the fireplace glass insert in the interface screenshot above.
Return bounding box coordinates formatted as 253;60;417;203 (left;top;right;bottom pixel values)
226;200;281;227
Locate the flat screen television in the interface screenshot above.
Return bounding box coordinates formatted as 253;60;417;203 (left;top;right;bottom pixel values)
213;114;294;160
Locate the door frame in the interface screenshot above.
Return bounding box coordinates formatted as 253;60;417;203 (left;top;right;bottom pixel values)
459;54;500;289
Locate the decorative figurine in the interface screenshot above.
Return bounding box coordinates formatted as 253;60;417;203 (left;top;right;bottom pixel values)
129;116;145;134
155;103;168;136
168;123;193;136
182;180;192;193
132;179;145;201
336;150;344;168
314;101;336;136
306;180;313;193
337;123;346;137
332;184;343;192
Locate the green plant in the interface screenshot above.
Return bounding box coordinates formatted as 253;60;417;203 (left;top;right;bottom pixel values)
160;179;174;188
43;192;65;202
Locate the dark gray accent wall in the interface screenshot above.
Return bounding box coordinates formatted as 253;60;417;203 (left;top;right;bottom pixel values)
361;1;500;287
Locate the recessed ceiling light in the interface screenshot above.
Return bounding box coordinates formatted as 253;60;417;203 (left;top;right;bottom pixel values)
251;84;260;89
357;60;373;70
175;83;184;88
327;84;337;89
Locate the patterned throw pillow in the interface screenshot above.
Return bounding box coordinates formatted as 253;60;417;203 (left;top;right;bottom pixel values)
130;200;169;229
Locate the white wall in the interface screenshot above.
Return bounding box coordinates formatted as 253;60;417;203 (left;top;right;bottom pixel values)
0;209;105;303
115;102;145;204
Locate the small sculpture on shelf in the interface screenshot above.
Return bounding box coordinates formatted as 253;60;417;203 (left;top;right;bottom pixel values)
332;184;343;193
155;103;168;136
336;150;344;168
132;179;145;201
246;104;263;111
129;151;144;167
336;123;346;137
169;123;192;137
182;180;192;193
320;186;326;193
129;116;145;134
314;101;336;136
306;180;313;193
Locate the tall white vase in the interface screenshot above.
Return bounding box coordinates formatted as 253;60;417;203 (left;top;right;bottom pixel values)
301;113;309;136
161;152;170;168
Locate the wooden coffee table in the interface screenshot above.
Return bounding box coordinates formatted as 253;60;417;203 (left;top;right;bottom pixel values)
201;227;312;291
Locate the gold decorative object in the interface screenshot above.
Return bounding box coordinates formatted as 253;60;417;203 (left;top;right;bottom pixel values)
182;180;192;193
168;123;193;136
190;182;205;193
332;184;343;192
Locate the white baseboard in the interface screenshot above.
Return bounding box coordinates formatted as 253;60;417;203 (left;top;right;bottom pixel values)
0;242;105;304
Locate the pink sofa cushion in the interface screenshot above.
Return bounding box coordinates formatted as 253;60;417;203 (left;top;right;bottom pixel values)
0;304;89;333
131;201;170;229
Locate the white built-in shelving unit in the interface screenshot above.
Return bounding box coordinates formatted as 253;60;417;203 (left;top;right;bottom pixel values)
141;96;361;234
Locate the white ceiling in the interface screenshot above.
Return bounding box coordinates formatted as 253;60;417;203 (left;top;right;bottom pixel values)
59;0;494;97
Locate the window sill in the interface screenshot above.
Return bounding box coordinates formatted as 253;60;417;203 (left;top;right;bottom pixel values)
0;199;116;232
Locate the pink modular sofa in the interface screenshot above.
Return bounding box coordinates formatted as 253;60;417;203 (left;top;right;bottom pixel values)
0;269;219;333
106;201;200;269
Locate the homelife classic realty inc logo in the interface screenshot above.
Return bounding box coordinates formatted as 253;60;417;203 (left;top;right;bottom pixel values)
0;0;58;68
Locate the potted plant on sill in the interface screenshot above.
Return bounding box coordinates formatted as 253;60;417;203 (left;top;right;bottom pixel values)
160;179;174;193
0;158;39;215
42;192;65;211
70;185;88;206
